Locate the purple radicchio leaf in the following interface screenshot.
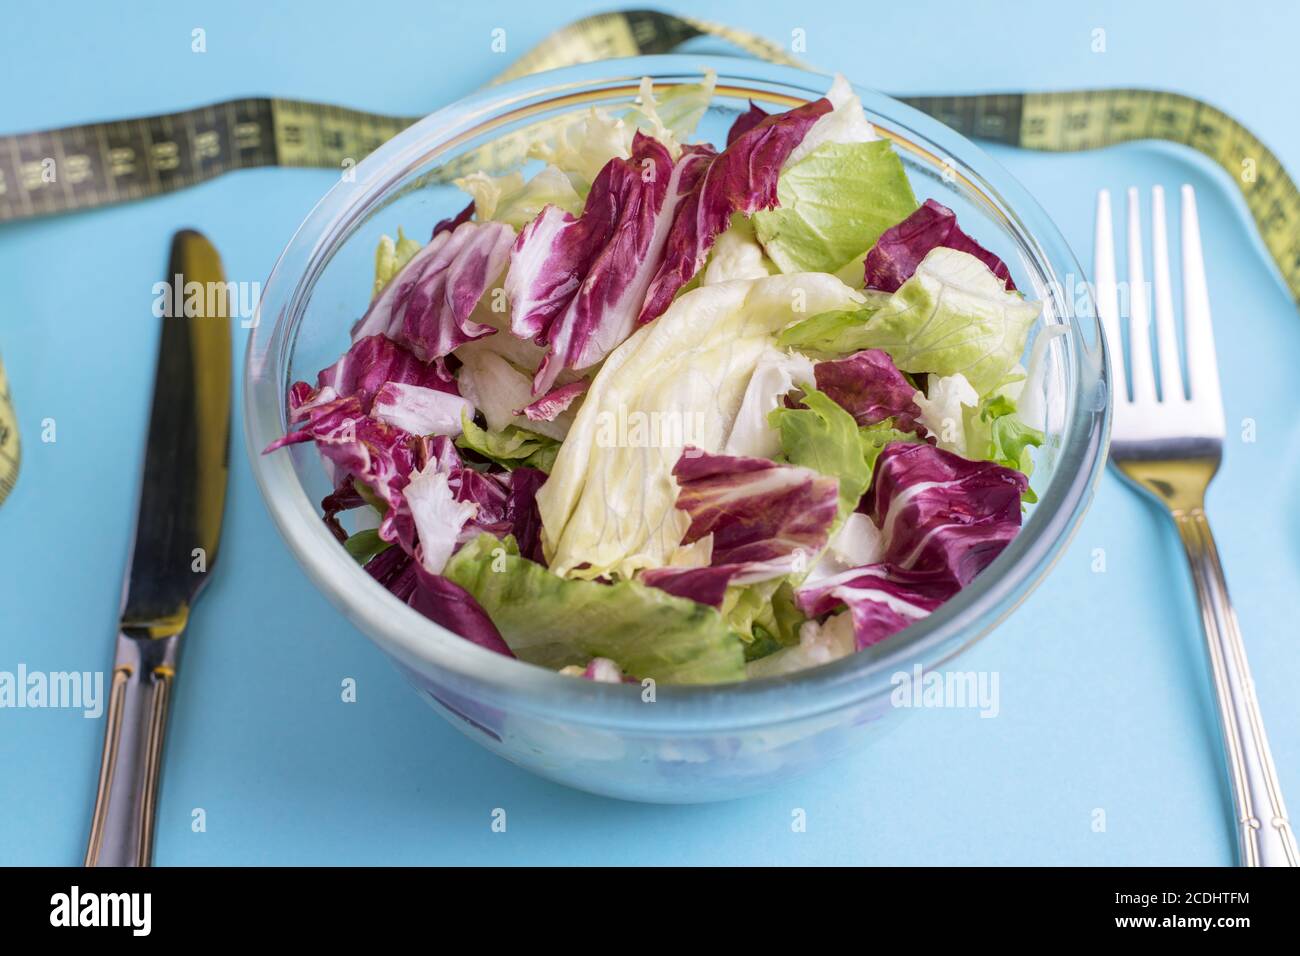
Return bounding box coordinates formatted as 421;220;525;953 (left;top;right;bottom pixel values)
409;438;546;565
812;349;925;435
794;563;958;649
641;447;839;607
637;565;739;609
320;478;366;543
371;380;474;437
637;97;833;326
407;564;515;657
291;333;459;422
861;441;1027;586
504;466;547;564
450;467;510;540
725;100;770;146
864;198;1016;293
505;133;707;394
353;220;515;362
432;199;475;240
263;395;421;550
792;441;1028;649
515;378;588;423
363;547;514;657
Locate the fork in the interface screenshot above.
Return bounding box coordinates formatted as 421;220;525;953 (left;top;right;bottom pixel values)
1095;184;1297;866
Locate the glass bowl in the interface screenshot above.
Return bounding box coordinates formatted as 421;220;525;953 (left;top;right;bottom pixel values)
244;55;1110;803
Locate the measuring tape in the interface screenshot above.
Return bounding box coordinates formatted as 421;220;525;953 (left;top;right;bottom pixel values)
0;355;18;507
2;9;1297;506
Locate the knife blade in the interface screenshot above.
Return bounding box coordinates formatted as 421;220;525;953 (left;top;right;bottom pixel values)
85;229;231;866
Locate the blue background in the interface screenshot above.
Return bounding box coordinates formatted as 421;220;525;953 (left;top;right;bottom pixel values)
2;0;1298;865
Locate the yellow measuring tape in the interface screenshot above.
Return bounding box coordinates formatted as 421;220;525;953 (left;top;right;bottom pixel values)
0;356;17;507
2;9;1296;507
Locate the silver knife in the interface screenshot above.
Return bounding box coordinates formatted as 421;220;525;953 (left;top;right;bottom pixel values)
84;230;231;867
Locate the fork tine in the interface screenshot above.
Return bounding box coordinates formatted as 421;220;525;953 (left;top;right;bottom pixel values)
1126;188;1157;404
1150;186;1186;401
1181;185;1225;426
1094;189;1127;402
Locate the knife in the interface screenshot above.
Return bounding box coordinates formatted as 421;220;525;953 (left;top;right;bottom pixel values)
84;230;231;867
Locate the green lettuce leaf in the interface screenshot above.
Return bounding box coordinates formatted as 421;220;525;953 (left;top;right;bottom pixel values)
853;247;1040;395
343;528;391;564
454;167;584;230
769;386;873;523
526;73;716;194
722;578;804;648
456;412;560;473
753;140;918;276
623;71;717;152
373;228;422;296
963;393;1044;501
860;419;925;475
443;535;746;684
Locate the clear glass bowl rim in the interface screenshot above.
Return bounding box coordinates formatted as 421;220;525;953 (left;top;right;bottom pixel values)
244;54;1110;733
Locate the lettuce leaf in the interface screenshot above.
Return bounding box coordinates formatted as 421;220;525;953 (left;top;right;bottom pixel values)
343;528;390;564
786;74;881;166
537;273;864;579
454;166;584;230
753;139;917;276
769;386;873;524
444;535;746;684
914;372;980;454
722;345;815;459
853;247;1040;395
524;73;716;193
859;420;925;475
623;72;717;154
745;612;857;677
963;393;1044;501
526;108;636;194
725;578;805;649
454;341;572;442
374;228;423;295
701;214;775;285
777;308;875;354
455;413;559;473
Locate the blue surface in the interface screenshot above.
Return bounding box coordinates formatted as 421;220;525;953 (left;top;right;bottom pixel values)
2;0;1298;865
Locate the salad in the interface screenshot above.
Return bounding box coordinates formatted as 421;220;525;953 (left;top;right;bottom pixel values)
266;73;1050;685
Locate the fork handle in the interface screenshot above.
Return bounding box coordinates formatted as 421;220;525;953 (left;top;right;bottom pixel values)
1175;510;1298;866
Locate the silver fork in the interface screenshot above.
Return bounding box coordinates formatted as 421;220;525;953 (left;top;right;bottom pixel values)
1096;184;1297;866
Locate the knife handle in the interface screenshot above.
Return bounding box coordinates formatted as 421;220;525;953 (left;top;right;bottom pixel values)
85;631;180;867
